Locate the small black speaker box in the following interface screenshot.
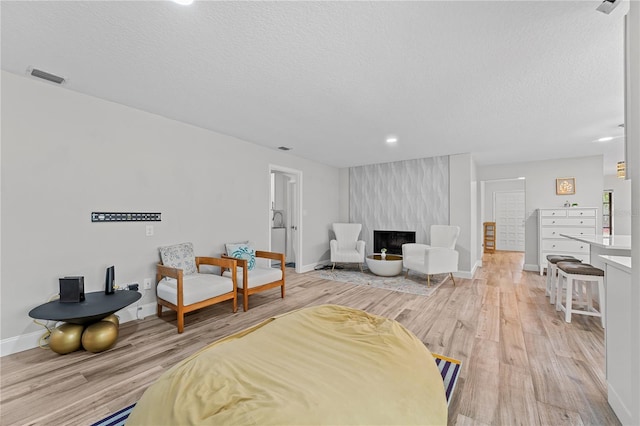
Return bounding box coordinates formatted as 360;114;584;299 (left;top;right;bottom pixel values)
59;276;85;303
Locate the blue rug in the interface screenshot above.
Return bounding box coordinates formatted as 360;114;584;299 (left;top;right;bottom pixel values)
433;353;462;405
91;403;136;426
92;354;461;424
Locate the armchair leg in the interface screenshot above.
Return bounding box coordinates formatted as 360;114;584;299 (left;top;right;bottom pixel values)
332;263;336;271
405;269;409;279
359;263;363;272
450;273;456;286
243;291;249;312
427;275;431;287
177;312;184;334
157;303;162;318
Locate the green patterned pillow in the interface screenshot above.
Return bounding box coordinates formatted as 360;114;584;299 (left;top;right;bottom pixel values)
225;243;256;271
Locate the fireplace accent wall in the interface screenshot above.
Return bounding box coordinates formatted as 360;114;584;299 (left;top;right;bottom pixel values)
373;230;416;255
349;156;449;256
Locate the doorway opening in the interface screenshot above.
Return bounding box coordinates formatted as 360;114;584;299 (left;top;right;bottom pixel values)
480;178;526;253
269;165;303;273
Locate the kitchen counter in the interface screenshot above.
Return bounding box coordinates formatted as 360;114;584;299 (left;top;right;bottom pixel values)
600;254;634;425
559;234;631;250
560;234;631;272
600;254;632;273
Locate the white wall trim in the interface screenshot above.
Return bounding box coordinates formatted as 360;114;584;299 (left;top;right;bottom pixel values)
300;261;327;273
0;301;157;357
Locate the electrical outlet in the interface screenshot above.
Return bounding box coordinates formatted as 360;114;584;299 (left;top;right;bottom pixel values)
145;225;154;236
143;278;152;290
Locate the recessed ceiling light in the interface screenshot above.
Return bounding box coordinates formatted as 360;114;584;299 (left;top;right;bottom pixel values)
171;0;193;5
597;136;615;142
385;136;398;144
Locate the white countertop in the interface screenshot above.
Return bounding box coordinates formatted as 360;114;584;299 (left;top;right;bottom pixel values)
560;234;632;250
600;255;632;273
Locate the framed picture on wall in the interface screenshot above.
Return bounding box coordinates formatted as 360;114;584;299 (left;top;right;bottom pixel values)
556;177;576;195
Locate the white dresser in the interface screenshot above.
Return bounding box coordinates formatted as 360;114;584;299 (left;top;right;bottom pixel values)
537;207;597;275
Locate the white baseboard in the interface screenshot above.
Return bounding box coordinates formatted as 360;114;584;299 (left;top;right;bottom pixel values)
0;301;157;357
608;383;633;425
523;263;539;272
299;260;330;273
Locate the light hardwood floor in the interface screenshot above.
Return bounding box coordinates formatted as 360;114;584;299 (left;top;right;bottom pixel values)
0;251;620;425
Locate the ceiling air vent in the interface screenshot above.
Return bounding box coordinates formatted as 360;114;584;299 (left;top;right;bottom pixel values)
278;146;292;151
30;68;65;84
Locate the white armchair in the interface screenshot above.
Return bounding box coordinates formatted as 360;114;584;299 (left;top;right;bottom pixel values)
402;225;460;286
330;223;366;271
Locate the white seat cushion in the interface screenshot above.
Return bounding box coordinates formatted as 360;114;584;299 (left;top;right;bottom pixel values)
223;266;283;289
403;255;425;271
332;249;365;263
157;273;233;306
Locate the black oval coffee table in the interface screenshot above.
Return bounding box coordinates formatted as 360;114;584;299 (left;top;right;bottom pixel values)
28;290;141;325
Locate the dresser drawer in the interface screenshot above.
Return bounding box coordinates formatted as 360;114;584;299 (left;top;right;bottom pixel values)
542;239;590;253
541;227;596;239
540;209;568;217
567;209;596;218
541;218;596;227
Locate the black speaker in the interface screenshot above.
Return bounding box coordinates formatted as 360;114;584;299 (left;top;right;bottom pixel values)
105;265;115;295
59;276;85;303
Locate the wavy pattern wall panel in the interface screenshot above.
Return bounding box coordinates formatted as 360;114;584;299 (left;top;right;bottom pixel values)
349;156;449;254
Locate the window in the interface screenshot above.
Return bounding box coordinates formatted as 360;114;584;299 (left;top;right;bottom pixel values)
603;190;613;236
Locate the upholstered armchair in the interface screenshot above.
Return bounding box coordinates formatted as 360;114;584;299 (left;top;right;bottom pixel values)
330;223;365;271
156;242;238;333
402;225;460;286
221;242;285;311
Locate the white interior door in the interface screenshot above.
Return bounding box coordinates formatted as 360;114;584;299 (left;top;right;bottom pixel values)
494;191;525;251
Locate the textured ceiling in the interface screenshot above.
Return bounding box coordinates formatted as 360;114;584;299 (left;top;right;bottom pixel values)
0;1;628;171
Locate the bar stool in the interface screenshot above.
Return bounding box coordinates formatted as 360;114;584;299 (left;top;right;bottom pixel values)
545;255;581;305
555;261;605;328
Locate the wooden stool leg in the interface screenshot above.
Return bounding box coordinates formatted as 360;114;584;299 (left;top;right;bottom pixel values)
546;261;552;299
556;272;564;312
549;263;557;304
564;275;573;323
586;280;594;311
598;277;606;328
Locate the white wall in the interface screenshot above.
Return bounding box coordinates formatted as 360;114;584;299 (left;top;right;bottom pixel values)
604;174;632;235
338;168;350;222
450;153;478;276
1;71;342;342
477;155;604;271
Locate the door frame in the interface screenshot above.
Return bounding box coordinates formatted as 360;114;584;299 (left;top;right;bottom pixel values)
269;164;303;274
